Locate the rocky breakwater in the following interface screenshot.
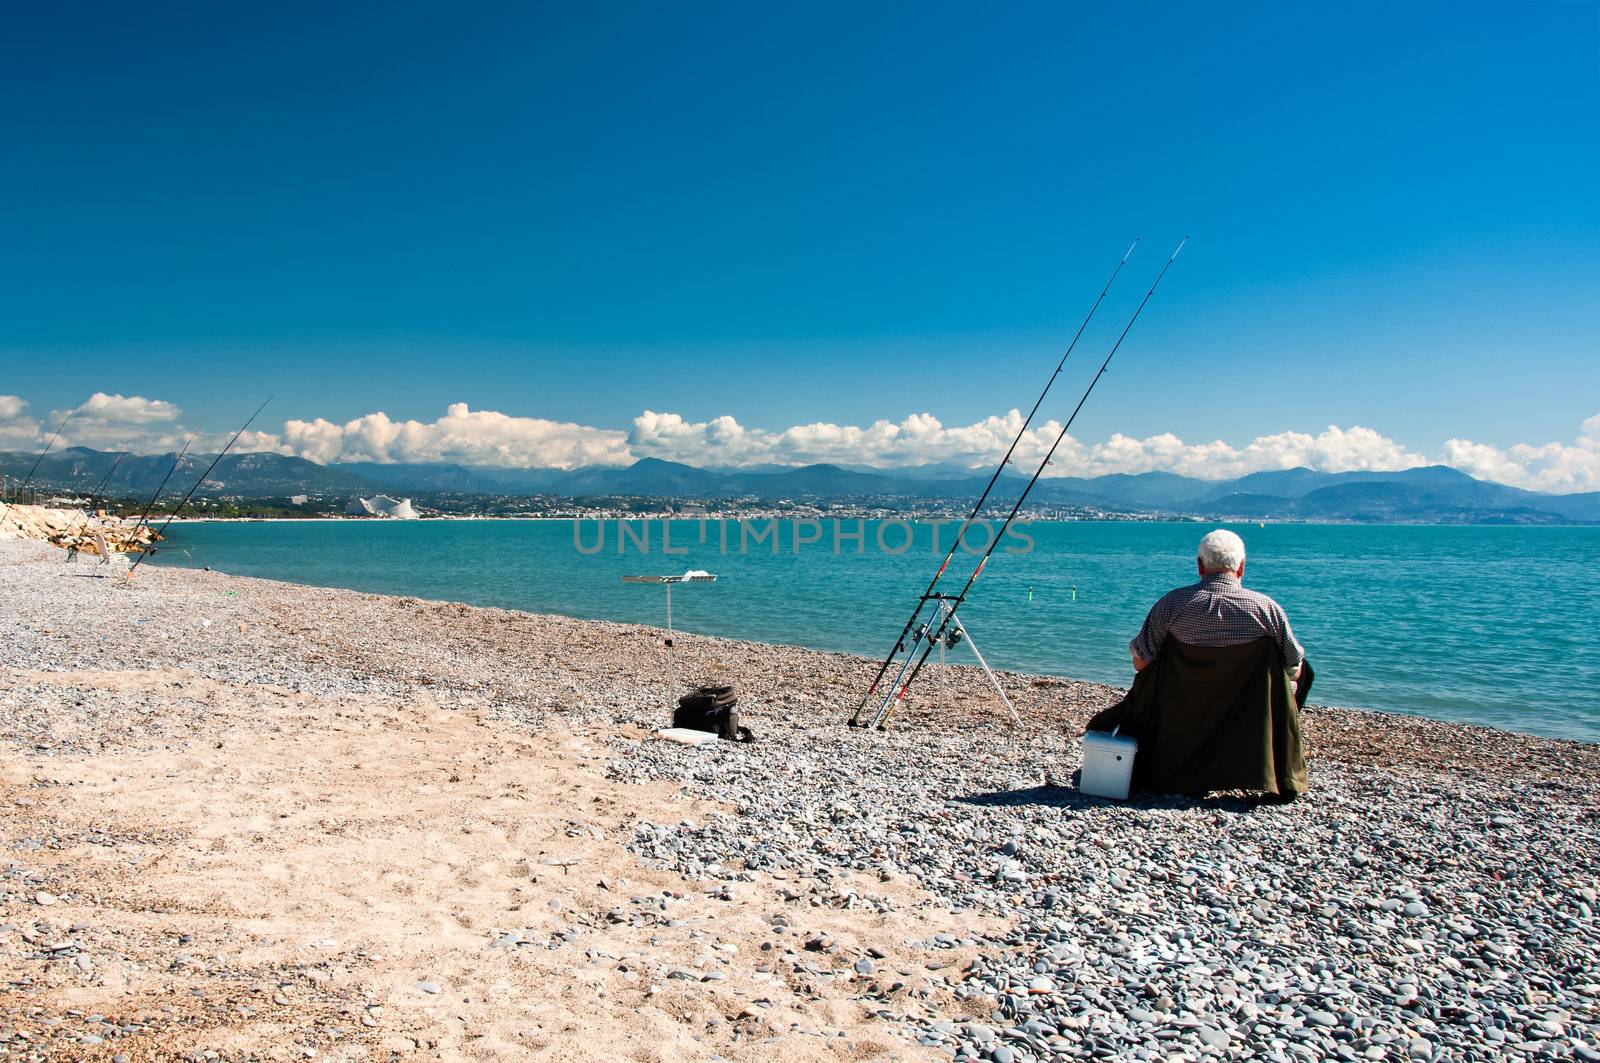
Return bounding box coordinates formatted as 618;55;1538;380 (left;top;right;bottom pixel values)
0;504;154;552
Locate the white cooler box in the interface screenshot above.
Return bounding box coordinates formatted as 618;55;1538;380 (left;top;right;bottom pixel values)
1080;729;1137;800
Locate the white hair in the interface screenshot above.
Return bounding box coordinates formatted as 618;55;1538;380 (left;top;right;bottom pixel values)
1197;529;1246;574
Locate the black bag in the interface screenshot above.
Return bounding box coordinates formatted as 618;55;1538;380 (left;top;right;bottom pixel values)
680;683;736;708
674;684;755;742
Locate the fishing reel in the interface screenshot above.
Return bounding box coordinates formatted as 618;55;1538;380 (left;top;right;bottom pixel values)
917;620;962;649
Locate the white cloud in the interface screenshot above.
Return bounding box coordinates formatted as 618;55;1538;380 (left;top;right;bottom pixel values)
47;392;188;451
1042;424;1432;481
629;411;1437;481
3;393;282;456
0;395;37;447
630;408;1059;469
279;403;631;468
230;429;292;456
630;409;1600;492
63;392;181;425
10;392;1600;494
1440;413;1600;494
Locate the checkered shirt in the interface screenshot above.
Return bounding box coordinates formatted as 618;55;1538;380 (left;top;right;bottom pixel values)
1129;572;1305;672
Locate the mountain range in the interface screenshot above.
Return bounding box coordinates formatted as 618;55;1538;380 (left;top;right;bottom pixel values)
3;447;1597;524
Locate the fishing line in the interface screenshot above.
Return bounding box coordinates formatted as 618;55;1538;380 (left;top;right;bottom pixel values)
84;450;127;510
848;240;1140;726
0;409;78;526
60;450;128;552
869;237;1188;730
129;396;272;576
123;426;204;558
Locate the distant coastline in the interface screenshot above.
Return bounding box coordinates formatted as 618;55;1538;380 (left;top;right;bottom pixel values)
6;446;1598;525
148;512;1599;528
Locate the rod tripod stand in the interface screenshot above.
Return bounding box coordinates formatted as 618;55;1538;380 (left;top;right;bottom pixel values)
863;593;1018;729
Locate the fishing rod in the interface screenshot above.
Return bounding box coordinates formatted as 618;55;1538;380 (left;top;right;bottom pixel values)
85;450;128;510
867;236;1188;731
61;450;128;550
847;240;1140;726
122;426;204;558
128;396;271;576
0;409;77;526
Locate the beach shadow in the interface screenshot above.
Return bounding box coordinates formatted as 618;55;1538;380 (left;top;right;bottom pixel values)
958;781;1284;815
958;784;1098;811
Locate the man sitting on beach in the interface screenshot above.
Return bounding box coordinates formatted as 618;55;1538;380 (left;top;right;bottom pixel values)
1087;528;1311;798
1130;529;1306;693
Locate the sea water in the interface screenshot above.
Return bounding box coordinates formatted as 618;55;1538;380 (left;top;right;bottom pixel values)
155;519;1600;744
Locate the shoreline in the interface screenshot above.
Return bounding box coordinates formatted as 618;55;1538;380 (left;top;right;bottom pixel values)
9;516;1599;754
11;500;1594;748
144;542;1594;751
136;555;1600;773
3;538;1597;1060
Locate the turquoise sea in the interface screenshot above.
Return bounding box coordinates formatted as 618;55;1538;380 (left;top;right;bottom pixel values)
155;520;1600;744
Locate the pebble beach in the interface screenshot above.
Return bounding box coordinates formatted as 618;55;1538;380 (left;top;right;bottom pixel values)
1;537;1597;1062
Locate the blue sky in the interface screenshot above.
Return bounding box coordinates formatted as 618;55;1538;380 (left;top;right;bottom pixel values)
2;2;1597;485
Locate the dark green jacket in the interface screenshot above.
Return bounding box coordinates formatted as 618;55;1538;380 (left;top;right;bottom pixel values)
1085;637;1308;798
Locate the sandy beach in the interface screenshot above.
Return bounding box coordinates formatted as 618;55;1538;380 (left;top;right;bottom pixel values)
2;538;1597;1062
